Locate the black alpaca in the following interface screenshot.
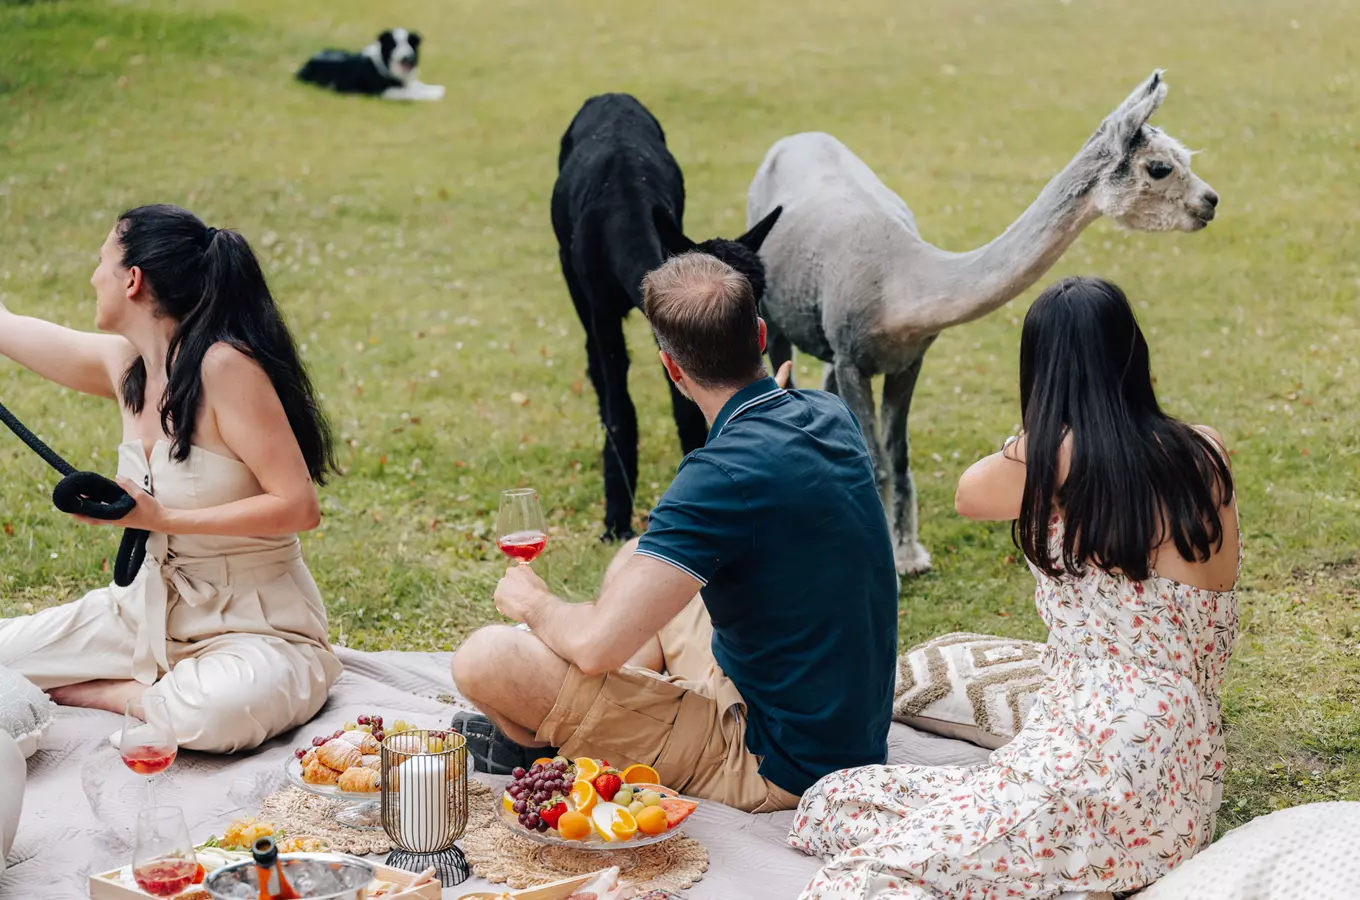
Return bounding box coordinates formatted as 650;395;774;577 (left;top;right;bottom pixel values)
552;93;782;540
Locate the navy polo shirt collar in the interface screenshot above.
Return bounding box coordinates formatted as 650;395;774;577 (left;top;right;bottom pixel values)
707;377;785;442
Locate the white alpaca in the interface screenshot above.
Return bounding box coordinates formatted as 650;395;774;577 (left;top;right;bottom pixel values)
747;70;1218;576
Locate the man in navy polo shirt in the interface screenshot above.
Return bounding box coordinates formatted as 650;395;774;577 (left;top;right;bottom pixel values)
451;252;898;812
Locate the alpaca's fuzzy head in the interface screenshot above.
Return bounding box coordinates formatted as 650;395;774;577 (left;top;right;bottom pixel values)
653;206;784;300
1085;71;1219;233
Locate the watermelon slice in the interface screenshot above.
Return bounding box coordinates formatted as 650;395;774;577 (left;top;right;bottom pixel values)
659;797;697;829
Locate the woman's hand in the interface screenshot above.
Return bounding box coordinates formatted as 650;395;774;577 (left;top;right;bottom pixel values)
71;475;168;531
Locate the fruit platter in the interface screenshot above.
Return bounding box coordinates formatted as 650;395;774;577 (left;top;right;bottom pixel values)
496;757;697;853
283;713;461;830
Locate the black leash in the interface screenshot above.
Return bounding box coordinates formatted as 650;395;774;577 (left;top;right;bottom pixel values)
0;399;147;587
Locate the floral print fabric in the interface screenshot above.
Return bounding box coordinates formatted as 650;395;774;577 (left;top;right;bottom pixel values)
789;516;1239;899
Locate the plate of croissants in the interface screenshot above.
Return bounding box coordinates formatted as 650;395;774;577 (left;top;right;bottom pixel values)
285;715;460;800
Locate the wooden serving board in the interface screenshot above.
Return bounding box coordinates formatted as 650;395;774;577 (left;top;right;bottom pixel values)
456;871;600;900
89;857;440;900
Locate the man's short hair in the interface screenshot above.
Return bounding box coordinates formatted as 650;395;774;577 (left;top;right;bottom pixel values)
642;252;765;388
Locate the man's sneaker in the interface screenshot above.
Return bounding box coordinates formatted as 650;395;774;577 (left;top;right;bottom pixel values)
449;711;559;776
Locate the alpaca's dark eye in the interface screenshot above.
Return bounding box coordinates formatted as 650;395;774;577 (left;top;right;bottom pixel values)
1147;160;1174;180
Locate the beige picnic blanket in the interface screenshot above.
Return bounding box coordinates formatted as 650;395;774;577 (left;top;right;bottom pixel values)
1;648;995;899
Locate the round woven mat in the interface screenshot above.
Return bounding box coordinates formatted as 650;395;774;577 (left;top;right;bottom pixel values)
460;782;708;893
256;780;496;857
256;786;395;856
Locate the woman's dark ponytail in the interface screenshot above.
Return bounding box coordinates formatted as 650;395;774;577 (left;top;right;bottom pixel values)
115;205;337;483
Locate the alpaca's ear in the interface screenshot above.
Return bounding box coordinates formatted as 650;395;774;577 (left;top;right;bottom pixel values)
736;206;783;252
652;206;695;256
1105;69;1167;148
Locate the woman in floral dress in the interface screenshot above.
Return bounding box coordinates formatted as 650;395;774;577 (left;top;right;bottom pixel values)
789;277;1241;899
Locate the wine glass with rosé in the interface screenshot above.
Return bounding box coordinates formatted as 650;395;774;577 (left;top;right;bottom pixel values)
120;696;177;804
497;488;548;566
131;806;197;897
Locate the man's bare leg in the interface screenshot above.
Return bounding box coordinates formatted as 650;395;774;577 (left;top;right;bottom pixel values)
452;625;570;747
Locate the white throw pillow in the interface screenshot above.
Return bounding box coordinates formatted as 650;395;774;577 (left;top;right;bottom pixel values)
0;730;23;870
0;664;56;759
894;632;1045;750
1136;802;1360;900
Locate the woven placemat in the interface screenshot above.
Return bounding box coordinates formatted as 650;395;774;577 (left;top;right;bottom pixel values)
255;780;497;857
460;782;707;893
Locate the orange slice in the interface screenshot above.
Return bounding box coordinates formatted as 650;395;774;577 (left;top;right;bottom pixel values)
620;764;660;785
556;810;591;841
610;808;638;840
573;757;602;781
532;757;556;769
569;779;598;815
502;791;515;812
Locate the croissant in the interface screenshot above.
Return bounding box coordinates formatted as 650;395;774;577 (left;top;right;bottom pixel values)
317;739;362;772
338;730;380;754
338;766;380;793
360;754;381;771
302;748;318;768
302;758;341;785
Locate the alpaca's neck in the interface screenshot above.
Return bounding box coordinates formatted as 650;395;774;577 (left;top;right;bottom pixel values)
902;152;1103;334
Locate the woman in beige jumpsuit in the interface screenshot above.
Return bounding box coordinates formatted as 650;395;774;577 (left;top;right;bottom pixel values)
0;204;341;753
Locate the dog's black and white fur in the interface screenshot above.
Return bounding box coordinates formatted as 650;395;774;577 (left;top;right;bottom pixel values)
296;28;444;101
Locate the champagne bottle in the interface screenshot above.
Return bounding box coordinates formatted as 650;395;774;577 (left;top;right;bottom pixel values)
251;837;301;900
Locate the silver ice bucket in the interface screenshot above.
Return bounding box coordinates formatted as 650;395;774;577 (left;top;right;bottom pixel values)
203;852;375;900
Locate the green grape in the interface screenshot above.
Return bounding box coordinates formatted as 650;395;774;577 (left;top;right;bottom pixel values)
628;800;645;816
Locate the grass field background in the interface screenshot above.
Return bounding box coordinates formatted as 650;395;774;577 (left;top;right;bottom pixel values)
1;0;1357;832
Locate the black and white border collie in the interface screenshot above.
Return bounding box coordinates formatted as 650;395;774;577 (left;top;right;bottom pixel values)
296;28;444;101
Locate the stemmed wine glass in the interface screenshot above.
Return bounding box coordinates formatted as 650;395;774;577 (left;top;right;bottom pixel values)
132;806;197;897
496;488;548;566
120;696;177;805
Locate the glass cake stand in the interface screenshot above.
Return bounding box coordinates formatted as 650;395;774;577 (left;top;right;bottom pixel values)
283;755;390;831
493;801;687;872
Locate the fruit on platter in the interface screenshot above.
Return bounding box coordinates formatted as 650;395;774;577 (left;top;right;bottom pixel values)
502;756;695;842
636;805;669;836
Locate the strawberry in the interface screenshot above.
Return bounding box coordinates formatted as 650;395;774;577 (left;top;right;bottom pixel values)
593;772;623;802
539;800;568;830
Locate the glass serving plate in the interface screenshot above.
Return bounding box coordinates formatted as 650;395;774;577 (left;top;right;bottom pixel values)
493;800;690;873
283;755;393;831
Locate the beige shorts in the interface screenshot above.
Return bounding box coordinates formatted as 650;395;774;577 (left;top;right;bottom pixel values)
536;596;801;813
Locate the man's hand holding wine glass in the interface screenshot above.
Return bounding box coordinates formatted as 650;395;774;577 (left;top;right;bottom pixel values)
493;563;552;623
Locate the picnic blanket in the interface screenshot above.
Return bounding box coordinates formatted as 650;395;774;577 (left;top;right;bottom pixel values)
1;648;997;899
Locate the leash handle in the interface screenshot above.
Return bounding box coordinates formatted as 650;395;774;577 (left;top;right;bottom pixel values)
2;399;147;587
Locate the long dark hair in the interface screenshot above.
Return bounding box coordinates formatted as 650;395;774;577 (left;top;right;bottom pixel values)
116;204;337;483
1015;276;1233;580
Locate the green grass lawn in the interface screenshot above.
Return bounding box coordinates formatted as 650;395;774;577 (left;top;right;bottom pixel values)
2;0;1357;833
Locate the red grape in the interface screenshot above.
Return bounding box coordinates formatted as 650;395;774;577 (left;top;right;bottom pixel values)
357;715;370;726
372;731;384;741
373;716;383;726
512;767;526;779
311;736;326;747
294;748;307;759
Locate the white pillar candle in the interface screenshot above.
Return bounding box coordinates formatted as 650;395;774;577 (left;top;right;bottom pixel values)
397;754;448;852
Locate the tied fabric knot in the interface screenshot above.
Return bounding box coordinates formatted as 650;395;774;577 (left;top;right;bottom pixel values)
131;532;226;685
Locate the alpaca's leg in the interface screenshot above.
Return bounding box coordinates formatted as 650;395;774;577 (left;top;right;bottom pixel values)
563;246;638;541
834;359;891;512
585;314;638;542
667;376;708;455
881;361;931;575
821;364;838;394
766;320;795;389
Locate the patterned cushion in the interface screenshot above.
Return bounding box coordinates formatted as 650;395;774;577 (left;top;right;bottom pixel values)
1136;802;1360;899
0;664;56;759
893;632;1045;750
